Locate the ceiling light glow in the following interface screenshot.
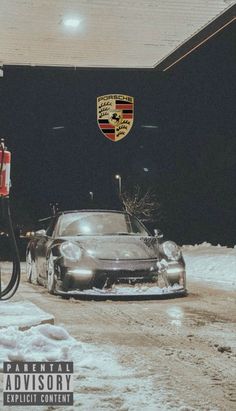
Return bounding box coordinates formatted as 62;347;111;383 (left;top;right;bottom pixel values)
63;18;81;28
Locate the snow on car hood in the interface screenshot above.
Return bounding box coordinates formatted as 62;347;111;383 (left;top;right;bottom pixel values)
62;235;159;260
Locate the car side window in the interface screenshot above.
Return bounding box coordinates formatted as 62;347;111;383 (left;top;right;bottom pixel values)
128;215;150;236
46;217;57;237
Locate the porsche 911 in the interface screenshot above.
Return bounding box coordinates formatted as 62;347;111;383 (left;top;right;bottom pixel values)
26;210;186;298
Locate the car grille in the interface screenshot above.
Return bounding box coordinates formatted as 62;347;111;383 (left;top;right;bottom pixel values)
111;270;147;279
98;258;157;270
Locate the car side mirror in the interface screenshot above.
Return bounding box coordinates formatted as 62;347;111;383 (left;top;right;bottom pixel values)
154;228;163;239
35;229;47;237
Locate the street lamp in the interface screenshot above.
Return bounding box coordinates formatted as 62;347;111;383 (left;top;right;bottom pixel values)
115;174;122;196
50;202;59;216
89;191;94;201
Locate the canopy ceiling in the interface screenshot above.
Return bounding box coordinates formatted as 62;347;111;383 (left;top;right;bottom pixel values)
0;0;235;70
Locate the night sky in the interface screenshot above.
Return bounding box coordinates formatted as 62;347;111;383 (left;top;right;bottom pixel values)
0;22;235;245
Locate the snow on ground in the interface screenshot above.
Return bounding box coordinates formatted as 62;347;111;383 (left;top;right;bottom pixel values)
182;242;236;290
0;301;54;329
0;324;171;411
0;244;235;410
0;324;76;365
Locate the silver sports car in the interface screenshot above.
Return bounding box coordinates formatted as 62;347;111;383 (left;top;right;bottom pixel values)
26;210;186;298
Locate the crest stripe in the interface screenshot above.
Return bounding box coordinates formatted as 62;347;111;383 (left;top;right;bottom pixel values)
101;125;115;129
116;100;133;104
101;129;115;133
116;104;133;109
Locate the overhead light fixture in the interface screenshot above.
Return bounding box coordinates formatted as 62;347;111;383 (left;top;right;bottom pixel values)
141;125;158;129
63;18;81;28
52;126;65;130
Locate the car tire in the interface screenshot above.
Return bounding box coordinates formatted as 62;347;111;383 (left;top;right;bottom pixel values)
26;251;38;284
47;252;56;294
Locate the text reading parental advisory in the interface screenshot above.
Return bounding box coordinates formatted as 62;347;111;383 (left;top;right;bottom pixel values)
3;362;73;406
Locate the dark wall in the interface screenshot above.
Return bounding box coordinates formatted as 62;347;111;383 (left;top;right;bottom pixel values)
0;22;235;246
0;237;28;261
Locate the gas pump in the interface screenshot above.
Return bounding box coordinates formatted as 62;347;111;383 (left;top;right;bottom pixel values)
0;138;21;299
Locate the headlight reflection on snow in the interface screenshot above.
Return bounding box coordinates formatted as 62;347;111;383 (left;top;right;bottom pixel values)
166;306;184;327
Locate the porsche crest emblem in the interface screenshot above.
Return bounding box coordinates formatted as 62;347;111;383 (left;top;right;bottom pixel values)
97;94;134;142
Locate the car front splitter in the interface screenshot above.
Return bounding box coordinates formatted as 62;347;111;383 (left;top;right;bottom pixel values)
56;285;187;300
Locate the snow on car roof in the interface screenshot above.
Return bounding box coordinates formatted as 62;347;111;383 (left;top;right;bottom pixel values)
60;210;126;214
38;210;128;223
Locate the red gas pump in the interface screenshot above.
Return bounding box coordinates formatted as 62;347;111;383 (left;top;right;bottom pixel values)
0;139;11;197
0;138;21;300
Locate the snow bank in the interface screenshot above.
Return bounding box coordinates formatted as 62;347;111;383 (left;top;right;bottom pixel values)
0;323;170;410
182;243;236;290
0;324;79;365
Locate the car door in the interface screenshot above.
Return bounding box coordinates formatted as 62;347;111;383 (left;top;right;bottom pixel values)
35;232;49;281
35;216;57;282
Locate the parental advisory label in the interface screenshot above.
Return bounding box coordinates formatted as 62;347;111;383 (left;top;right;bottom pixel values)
3;362;73;406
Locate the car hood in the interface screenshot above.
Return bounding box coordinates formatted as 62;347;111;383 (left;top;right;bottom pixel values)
60;235;159;260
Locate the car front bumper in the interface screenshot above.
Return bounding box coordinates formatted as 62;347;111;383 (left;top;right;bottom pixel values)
55;257;187;299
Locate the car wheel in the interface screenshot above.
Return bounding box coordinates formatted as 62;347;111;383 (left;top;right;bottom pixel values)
26;251;38;284
47;252;56;294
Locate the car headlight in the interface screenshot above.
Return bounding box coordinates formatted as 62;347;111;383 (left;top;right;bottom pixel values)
162;241;181;261
60;241;82;261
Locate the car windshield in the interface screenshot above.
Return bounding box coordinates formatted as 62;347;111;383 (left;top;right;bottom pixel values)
58;212;149;236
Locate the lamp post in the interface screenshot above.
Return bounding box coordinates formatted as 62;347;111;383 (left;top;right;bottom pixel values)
50;202;59;216
115;174;122;196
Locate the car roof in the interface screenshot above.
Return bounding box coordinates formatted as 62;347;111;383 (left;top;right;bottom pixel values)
59;209;127;215
38;210;128;222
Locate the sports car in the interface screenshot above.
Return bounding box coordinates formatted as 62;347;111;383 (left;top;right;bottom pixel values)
26;210;186;298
